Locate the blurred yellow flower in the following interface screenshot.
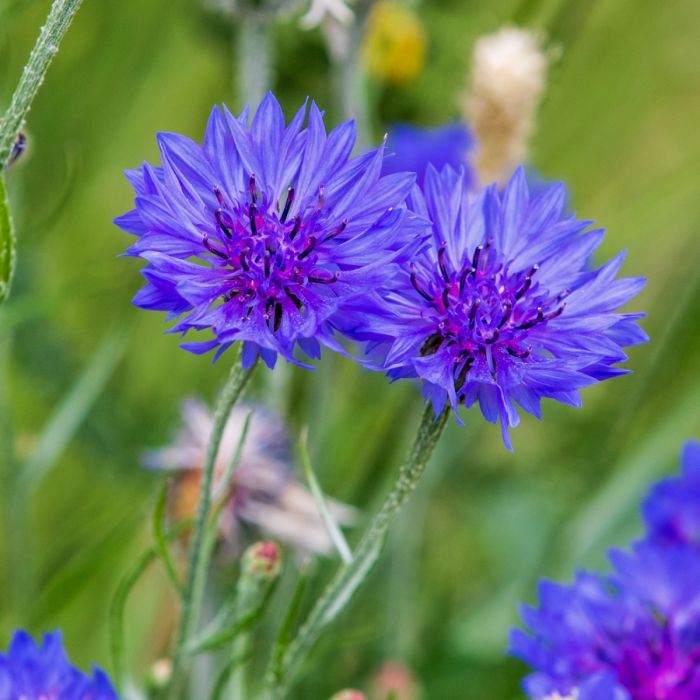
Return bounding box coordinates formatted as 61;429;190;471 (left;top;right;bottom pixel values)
363;1;426;86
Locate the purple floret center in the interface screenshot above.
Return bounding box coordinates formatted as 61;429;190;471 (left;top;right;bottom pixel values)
203;175;345;332
414;239;568;388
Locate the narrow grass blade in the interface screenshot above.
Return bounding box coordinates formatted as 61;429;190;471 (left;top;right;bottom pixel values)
299;428;353;565
20;327;127;491
265;569;309;690
109;518;191;692
153;478;184;597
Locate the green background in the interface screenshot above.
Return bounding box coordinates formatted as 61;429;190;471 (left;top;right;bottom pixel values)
1;0;700;697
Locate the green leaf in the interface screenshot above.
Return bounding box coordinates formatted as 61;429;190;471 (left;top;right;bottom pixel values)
299;428;353;565
20;327;127;492
109;518;191;692
0;175;15;304
153;478;184;597
185;606;263;655
265;570;309;689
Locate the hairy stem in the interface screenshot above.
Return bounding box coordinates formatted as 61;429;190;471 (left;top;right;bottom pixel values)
268;403;449;696
168;347;256;699
0;0;84;167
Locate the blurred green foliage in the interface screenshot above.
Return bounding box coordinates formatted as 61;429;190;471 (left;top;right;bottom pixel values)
1;0;700;698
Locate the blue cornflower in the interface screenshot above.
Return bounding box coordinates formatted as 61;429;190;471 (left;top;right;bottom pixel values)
382;122;474;187
642;440;700;547
352;165;646;448
115;93;422;369
0;630;117;700
511;441;700;700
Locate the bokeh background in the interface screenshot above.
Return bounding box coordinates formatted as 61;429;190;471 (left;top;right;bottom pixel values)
1;0;700;698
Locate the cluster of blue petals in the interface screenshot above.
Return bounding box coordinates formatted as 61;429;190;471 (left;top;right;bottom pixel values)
511;441;700;699
381;122;475;187
0;630;117;700
117;95;647;447
349;165;646;448
116;93;422;369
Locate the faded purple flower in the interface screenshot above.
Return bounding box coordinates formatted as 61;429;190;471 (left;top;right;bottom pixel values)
145;399;355;556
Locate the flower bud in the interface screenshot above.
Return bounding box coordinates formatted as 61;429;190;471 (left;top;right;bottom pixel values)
146;658;172;693
242;540;283;579
371;661;420;700
329;690;365;700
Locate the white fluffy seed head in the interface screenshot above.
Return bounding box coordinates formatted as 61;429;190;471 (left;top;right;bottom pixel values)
465;26;549;185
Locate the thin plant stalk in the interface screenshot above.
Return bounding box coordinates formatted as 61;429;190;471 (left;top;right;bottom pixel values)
237;10;272;107
0;0;84;167
269;402;449;696
168;347;256;699
329;0;375;148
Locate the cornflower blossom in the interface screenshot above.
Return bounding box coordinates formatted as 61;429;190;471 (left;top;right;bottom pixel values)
351;165;646;448
465;26;549;185
382;123;475;188
115;93;422;369
511;441;700;700
144;399;355;556
0;630;117;700
642;440;700;547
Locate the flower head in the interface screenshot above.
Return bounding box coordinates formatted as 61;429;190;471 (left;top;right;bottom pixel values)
145;399;355;556
116;93;419;369
353;166;646;448
642;441;700;547
0;630;117;700
511;441;700;700
382;123;475;188
512;544;700;700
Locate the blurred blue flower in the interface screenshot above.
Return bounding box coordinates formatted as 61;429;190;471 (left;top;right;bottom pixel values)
511;441;700;700
0;630;117;700
352;165;646;448
116;93;423;369
382;122;474;187
643;440;700;546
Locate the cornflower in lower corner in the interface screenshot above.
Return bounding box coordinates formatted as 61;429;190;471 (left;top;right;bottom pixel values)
511;441;700;700
144;399;355;556
351;165;646;449
115;92;423;369
0;630;117;699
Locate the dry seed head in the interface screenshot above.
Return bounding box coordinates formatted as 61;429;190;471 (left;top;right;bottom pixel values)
465;26;548;185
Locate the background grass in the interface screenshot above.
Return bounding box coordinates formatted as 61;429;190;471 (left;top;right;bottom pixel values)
1;0;700;697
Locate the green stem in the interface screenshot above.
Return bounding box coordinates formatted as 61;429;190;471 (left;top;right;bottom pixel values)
269;403;449;697
330;0;374;148
168;347;256;699
110;518;192;692
237;11;272;107
0;0;84;168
